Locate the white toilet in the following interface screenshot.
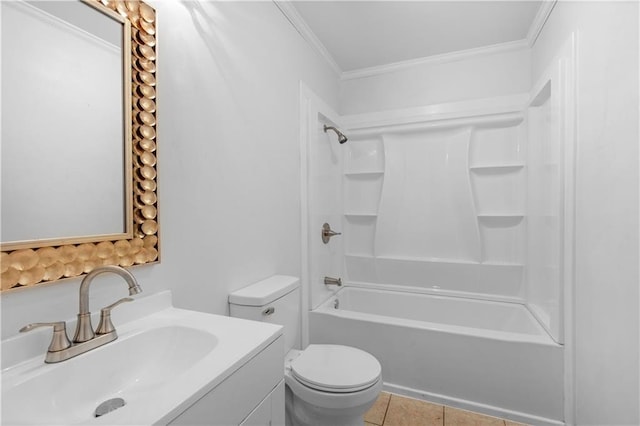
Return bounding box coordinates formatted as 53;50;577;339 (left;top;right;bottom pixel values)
229;275;382;426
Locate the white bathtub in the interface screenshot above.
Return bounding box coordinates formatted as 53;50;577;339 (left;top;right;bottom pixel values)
309;287;564;425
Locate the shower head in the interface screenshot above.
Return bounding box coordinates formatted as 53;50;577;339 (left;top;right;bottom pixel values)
323;125;348;144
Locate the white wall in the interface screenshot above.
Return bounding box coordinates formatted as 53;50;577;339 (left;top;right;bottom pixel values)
340;46;531;115
155;0;338;316
533;2;639;424
1;1;339;339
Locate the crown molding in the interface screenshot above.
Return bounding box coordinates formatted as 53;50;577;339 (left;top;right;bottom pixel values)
526;0;557;47
275;0;556;81
341;39;529;81
273;1;342;75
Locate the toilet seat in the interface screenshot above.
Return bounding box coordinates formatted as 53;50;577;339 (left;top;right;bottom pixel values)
290;344;381;393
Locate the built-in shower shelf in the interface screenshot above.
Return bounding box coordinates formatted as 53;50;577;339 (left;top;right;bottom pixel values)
344;212;378;217
345;254;478;265
481;261;524;267
477;214;524;218
469;164;525;172
477;214;524;226
376;255;478;265
344;170;384;176
345;252;376;258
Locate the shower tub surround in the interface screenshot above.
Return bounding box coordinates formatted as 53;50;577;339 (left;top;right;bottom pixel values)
340;97;529;303
306;93;569;425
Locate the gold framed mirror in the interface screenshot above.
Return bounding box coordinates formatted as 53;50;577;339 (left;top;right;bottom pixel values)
0;0;159;291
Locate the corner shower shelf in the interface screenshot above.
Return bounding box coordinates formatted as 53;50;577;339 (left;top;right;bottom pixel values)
344;212;378;217
375;255;478;265
344;252;376;258
469;164;525;172
477;215;524;227
477;214;524;218
344;254;470;264
344;170;384;176
480;261;524;266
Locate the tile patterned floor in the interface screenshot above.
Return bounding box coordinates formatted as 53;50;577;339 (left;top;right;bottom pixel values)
364;392;528;426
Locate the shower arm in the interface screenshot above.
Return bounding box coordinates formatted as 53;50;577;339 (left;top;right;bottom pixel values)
323;125;348;144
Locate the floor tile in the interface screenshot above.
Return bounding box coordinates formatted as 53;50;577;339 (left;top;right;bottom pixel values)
384;394;444;426
365;392;392;425
504;421;529;426
444;406;505;426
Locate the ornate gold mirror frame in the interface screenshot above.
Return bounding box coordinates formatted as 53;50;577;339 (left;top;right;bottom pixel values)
1;0;159;291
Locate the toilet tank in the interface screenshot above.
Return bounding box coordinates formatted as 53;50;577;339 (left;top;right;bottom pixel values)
229;275;301;353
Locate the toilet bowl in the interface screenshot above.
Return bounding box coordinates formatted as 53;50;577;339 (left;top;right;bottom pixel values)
284;345;382;426
229;275;382;426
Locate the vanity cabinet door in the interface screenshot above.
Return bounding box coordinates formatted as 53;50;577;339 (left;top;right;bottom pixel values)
168;336;283;425
240;396;271;426
240;381;285;426
271;381;285;426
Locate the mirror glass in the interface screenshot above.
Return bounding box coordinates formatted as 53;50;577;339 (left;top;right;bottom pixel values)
1;0;127;243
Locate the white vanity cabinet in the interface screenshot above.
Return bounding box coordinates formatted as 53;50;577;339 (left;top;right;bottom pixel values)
169;336;284;426
1;291;285;426
240;381;285;426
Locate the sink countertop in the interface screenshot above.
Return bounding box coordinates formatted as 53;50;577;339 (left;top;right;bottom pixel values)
1;291;283;425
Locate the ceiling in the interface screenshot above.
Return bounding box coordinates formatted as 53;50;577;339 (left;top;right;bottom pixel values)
291;1;543;72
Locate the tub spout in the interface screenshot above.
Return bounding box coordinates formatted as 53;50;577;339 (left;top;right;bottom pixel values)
324;276;342;287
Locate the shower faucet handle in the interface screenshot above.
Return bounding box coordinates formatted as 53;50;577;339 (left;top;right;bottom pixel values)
322;223;342;244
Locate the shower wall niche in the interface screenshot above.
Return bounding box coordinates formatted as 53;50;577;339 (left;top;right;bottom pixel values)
342;100;529;302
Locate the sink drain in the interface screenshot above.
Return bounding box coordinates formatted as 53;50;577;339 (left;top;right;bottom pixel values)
95;397;126;418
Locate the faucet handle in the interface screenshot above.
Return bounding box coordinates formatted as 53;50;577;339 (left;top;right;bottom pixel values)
322;223;342;244
96;297;133;335
20;322;72;352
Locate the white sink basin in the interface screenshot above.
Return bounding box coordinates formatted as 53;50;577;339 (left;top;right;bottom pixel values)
1;292;282;425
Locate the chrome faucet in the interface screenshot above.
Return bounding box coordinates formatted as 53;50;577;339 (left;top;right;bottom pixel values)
20;265;142;363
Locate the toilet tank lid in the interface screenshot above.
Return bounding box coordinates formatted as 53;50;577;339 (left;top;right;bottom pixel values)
229;275;300;306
